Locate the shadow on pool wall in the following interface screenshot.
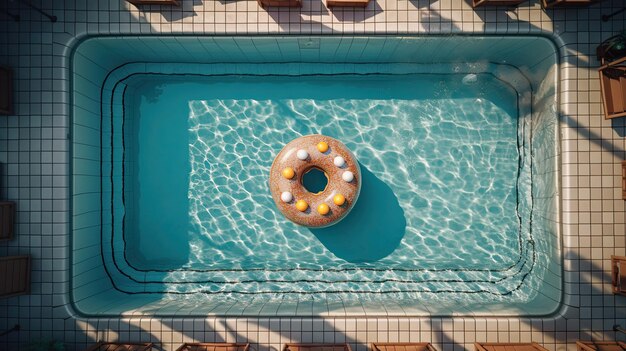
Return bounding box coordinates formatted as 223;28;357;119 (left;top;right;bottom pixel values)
310;163;406;262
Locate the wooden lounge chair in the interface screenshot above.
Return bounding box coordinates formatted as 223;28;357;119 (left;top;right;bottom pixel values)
327;0;370;8
613;256;626;296
177;343;250;351
0;66;13;115
577;341;626;351
472;0;525;7
0;255;30;298
84;342;153;351
598;56;626;119
257;0;302;8
284;344;352;351
622;162;626;200
542;0;599;8
475;343;549;351
372;342;438;351
0;201;15;240
126;0;180;5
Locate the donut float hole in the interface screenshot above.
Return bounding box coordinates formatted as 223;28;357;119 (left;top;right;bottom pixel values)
301;167;329;194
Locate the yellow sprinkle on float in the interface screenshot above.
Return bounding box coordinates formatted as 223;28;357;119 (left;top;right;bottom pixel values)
333;194;346;206
317;141;329;153
296;200;309;212
317;203;330;215
282;167;295;179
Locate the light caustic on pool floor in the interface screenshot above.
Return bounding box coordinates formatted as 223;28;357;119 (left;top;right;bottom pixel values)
120;73;534;297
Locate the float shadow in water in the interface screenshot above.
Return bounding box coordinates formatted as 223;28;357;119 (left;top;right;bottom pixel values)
310;164;406;263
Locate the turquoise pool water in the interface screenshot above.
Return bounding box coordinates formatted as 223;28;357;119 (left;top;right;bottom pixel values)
129;73;524;268
72;36;561;315
107;63;536;297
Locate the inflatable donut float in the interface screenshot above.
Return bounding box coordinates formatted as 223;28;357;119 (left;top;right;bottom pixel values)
269;135;361;228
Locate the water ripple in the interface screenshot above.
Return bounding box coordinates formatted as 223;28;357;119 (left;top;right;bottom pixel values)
118;71;537;301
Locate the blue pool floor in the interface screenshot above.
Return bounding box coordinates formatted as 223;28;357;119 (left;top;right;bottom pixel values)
122;72;526;274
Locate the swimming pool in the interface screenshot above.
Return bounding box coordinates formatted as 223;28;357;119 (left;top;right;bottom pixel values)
71;36;561;316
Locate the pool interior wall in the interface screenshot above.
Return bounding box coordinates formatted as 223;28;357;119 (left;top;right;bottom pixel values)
71;36;560;317
111;67;532;299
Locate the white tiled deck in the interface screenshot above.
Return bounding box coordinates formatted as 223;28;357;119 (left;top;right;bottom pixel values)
0;0;625;350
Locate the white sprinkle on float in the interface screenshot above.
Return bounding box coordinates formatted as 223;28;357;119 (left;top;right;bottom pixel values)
342;171;354;183
297;149;309;160
280;191;293;203
334;156;345;167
